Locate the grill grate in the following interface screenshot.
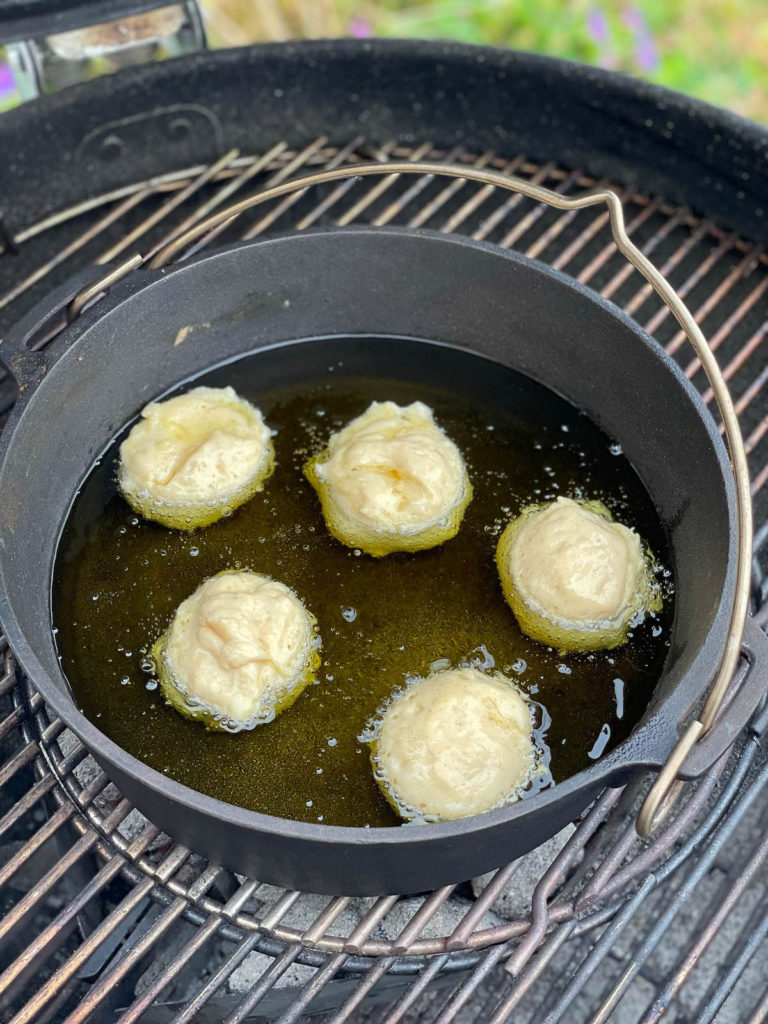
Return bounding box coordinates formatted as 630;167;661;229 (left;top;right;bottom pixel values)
0;140;767;1022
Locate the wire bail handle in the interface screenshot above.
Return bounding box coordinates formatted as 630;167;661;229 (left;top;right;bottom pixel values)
81;162;755;834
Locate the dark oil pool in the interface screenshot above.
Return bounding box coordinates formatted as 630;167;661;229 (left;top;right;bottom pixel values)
52;337;674;828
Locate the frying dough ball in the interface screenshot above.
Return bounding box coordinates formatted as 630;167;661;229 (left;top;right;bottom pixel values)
153;570;320;731
305;401;472;557
496;496;660;652
118;386;274;529
368;667;535;822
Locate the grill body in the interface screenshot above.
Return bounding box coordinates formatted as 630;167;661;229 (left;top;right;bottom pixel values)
0;37;766;1023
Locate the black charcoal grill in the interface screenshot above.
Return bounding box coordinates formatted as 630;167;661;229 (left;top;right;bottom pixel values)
0;4;767;1021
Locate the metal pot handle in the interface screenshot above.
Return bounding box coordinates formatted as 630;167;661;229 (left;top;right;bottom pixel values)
66;162;755;835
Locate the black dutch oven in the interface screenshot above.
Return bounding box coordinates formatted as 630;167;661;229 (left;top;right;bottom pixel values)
0;226;765;894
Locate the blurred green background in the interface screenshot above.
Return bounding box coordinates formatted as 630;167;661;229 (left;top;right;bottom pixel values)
1;0;767;121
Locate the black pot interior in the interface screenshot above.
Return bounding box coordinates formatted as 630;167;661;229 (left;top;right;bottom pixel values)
0;228;735;806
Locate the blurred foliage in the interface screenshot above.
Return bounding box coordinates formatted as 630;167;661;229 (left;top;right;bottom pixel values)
202;0;768;123
1;1;766;121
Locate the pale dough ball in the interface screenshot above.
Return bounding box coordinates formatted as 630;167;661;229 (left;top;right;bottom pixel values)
496;496;660;652
305;401;472;557
370;667;535;822
119;385;274;529
154;571;320;731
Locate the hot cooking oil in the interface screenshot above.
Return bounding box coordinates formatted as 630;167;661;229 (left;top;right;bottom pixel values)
52;338;673;828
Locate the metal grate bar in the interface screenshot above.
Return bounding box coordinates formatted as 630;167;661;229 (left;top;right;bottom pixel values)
472;161;556;242
683;273;768;378
586;750;767;1023
505;788;622;977
746;417;768;456
242;136;359;240
326;955;397;1023
597;210;687;299
183;136;332;258
169;931;262;1024
241;136;366;237
95;149;242;265
544;878;658;1024
0;799;73;889
0;190;151;313
445;862;523;952
224;946;305;1024
0;771;56;838
436;155;526;236
751;462;768;496
383;956;452;1024
432;944;510;1024
570;198;662;280
143;142;290;262
72;897;190;1024
745;968;768;1024
14;850;183;1024
334;141;435;227
523;179;611;261
694;891;768;1024
489;926;578;1024
624;222;711;317
643;231;739;336
367;145;463;226
666;245;763;355
89;872;229;1024
294;141;399;230
704;325;768;406
406;149;496;229
639;832;768;1022
498;169;582;250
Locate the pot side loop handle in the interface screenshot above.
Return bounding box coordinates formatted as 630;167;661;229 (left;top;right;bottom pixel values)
0;256;141;392
677;615;768;781
145;159;752;836
636;618;767;833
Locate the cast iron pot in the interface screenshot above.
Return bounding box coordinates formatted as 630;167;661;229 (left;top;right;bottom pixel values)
0;228;765;895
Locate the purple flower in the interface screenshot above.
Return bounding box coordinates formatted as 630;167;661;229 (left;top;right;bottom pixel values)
587;7;617;69
587;8;609;45
0;62;15;96
622;6;644;31
622;6;659;73
635;35;659;73
348;17;373;39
